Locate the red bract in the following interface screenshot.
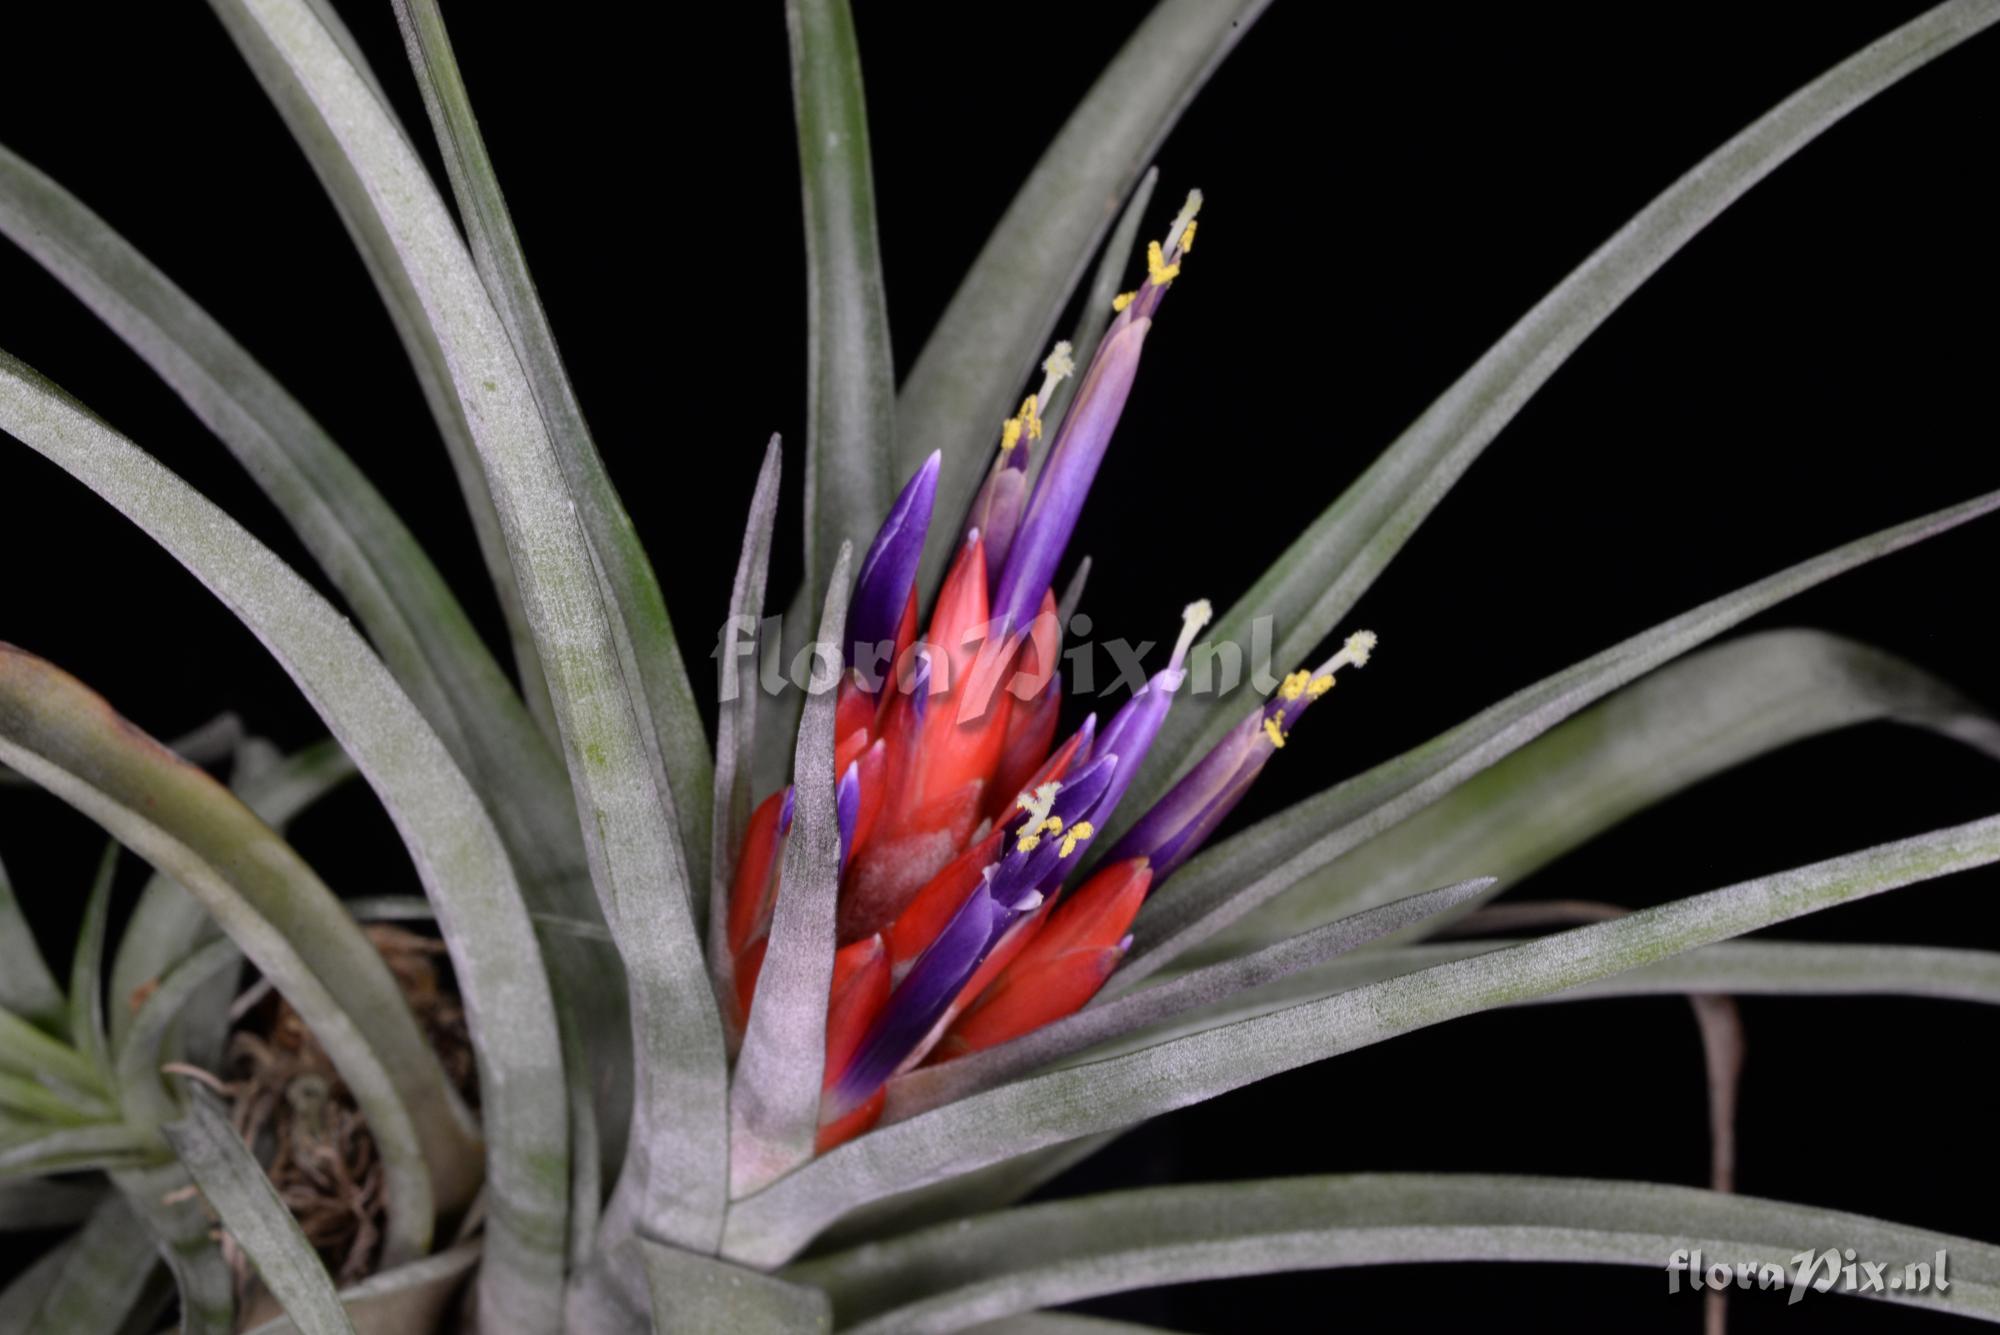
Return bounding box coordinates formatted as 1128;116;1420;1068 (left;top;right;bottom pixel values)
933;857;1152;1060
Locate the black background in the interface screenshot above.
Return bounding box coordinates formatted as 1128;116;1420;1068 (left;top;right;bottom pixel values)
4;3;1999;1330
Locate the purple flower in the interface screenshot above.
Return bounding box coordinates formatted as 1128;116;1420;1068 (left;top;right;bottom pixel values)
1085;600;1211;827
846;450;939;684
1108;631;1376;883
989;195;1200;634
824;753;1120;1113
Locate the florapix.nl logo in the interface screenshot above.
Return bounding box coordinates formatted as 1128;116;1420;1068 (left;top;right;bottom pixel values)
1667;1247;1951;1306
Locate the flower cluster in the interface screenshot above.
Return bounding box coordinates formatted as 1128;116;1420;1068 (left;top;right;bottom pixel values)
723;193;1376;1148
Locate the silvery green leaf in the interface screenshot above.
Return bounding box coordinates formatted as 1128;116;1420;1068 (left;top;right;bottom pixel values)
1037;166;1160;456
4;109;578;1333
207;0;722;1261
66;843;117;1087
162;1089;354;1335
643;1240;832;1335
1119;490;2000;987
1203;629;2000;958
811;1136;1121;1258
92;2;624;1207
0;1125;161;1179
0;141;573;866
0;1225;72;1334
0;1195;158;1335
0;1006;106;1112
107;739;353;1056
238;1242;481;1335
0;639;460;1262
1116;938;2000;1057
0;1072;100;1127
114;938;241;1130
0;148;616;1152
1129;0;2000;815
793;1175;2000;1331
388;0;716;886
883;879;1494;1124
723;812;2000;1264
897;0;1272;589
786;0;896;611
0;1179;103;1232
731;544;851;1195
1;715;242;790
113;1159;235;1335
965;1319;1174;1335
204;0;548;721
0;851;61;1027
713;438;785;1016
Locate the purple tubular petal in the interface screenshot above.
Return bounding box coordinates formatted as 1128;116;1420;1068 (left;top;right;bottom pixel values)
847;452;940;667
778;785;797;835
986;752;1120;907
990;318;1151;633
965;465;1030;588
1104;706;1272;883
905;647;933;730
828;880;1004;1112
1085;667;1183;827
836;761;861;872
827;754;1124;1111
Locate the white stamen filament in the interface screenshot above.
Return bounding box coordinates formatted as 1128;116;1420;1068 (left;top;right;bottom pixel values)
1036;341;1076;411
1313;629;1378;678
1164;188;1204;257
1170;598;1213;671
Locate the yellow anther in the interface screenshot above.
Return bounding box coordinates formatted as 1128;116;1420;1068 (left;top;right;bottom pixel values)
1262;716;1287;749
1042;816;1064;835
1059;820;1096;858
1016;832;1042;853
1180;219;1198;252
1307;674;1335;698
1111;290;1136;312
1277;670;1312;703
1146;240;1181;286
1019;394;1044;441
1000;416;1023;453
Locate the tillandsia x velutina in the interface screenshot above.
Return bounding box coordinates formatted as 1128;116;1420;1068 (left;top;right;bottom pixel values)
723;196;1380;1152
1;1;1999;1332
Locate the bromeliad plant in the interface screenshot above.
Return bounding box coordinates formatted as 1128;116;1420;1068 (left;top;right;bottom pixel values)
1;1;1998;1331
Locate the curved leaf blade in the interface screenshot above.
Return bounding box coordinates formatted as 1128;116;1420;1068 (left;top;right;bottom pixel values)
786;0;896;606
164;1088;356;1335
239;1242;481;1335
723;812;2000;1263
1204;629;2000;957
883;879;1493;1124
114;1159;237;1335
1119;489;2000;987
730;544;851;1195
5;1195;160;1335
107;739;354;1055
0;640;453;1261
387;0;716;884
65;843;117;1087
0;851;61;1027
794;1175;2000;1332
897;0;1272;586
712;438;785;1015
0;343;577;1302
1131;0;2000;814
206;0;720;1256
0;140;572;877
